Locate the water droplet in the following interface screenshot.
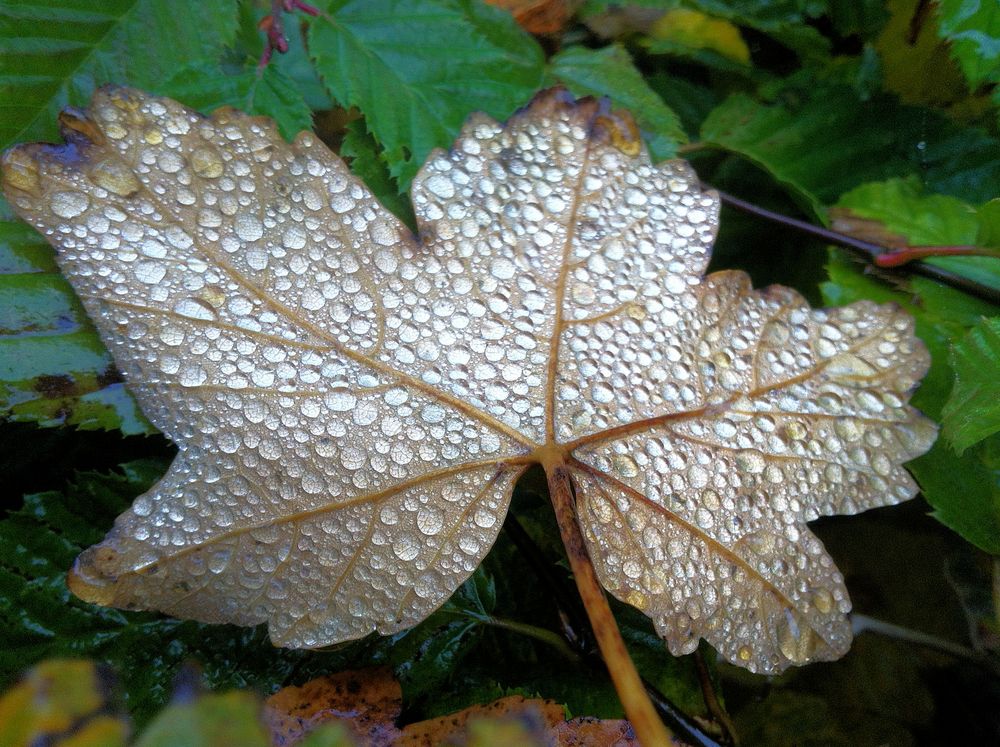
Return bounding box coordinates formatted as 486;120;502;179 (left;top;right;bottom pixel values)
393;534;420;561
613;454;639;478
417;506;444;536
234;211;263;242
191;147;224;178
778;610;815;664
90;159;141;197
134;259;166;285
51;190;89;219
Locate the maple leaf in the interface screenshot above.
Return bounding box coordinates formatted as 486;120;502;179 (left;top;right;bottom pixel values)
2;86;935;730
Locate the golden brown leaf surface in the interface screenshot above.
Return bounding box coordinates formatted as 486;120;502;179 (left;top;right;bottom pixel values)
264;668;646;746
1;86;936;674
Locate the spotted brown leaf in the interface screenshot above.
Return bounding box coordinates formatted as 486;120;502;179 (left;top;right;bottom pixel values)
1;87;935;677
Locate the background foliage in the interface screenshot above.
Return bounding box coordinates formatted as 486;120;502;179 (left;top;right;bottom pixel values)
1;0;998;744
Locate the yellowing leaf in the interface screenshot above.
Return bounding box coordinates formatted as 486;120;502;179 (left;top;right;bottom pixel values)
0;659;127;747
1;87;935;688
649;8;750;65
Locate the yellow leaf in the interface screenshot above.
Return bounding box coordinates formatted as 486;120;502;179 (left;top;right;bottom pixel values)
0;660;127;747
2;86;934;695
649;8;750;64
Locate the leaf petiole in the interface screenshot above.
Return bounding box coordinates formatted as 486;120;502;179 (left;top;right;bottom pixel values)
546;464;675;746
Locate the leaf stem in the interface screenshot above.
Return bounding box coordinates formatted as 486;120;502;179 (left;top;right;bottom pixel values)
713;190;1000;306
455;609;582;661
545;464;674;746
851;613;985;662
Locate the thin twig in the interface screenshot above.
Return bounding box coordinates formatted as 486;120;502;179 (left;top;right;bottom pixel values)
694;649;739;746
713;189;1000;306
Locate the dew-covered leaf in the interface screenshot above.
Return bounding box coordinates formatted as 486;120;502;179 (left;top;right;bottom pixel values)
1;86;935;677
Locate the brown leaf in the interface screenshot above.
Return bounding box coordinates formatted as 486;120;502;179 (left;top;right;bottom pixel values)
1;86;936;677
265;667;402;746
484;0;580;35
264;669;645;747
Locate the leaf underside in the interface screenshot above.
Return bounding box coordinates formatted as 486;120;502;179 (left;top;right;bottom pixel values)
1;86;936;675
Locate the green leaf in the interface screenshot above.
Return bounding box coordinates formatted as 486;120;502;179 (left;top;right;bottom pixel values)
836;177;1000;291
340;119;416;228
160;63;314;141
547;44;687;162
935;0;1000;90
134;691;271;747
943;317;1000;452
0;215;150;433
699;90;914;216
0;0;239;150
700;85;1000;215
307;0;544;188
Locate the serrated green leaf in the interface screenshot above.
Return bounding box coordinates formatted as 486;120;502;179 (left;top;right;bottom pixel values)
160;63;314;141
307;0;544;188
0;0;239;150
547;44;687;162
943;317;1000;452
935;0;1000;90
0;214;150;433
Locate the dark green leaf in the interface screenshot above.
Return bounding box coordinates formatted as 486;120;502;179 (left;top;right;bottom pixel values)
307;0;544;188
701;85;1000;216
0;0;239;150
547;44;687;162
943;317;1000;452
